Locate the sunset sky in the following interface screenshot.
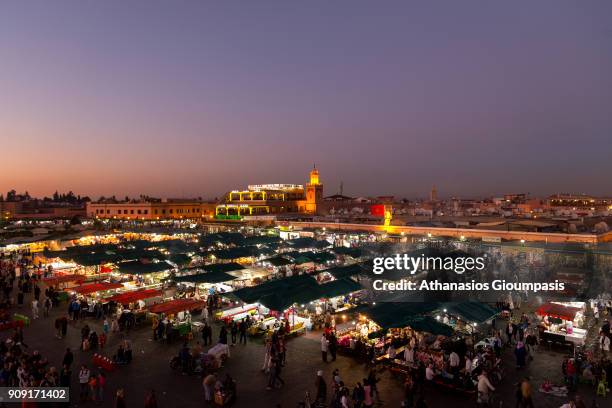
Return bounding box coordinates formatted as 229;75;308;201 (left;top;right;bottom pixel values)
1;1;611;200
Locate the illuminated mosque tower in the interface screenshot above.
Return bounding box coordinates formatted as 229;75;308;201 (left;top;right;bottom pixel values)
430;185;438;202
305;165;323;214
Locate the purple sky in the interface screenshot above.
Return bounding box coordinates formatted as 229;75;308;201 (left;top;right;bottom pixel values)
1;1;611;200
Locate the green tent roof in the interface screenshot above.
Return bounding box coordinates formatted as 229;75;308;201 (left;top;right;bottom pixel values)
359;301;496;334
117;260;172;275
69;249;166;266
324;264;366;279
402;316;454;337
442;302;499;324
207;246;258;260
199;232;245;247
168;253;192;266
359;302;440;330
150;239;199;253
311;252;337;264
288;237;331;249
70;252;125;266
331;247;364;258
233;274;316;305
262;256;293;266
175;271;237;284
233;275;363;311
317;278;362;298
242;236;282;246
201;262;245;273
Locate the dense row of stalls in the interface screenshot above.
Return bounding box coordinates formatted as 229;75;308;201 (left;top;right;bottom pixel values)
219;272;365;337
36;235;197;331
32;229;371;341
335;301;499;366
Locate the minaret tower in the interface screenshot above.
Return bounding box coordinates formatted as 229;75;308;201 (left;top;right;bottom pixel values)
430;185;438;202
305;165;323;214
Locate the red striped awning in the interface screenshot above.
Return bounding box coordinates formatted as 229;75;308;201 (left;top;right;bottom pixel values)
71;282;124;295
43;274;87;286
149;298;205;315
107;289;162;305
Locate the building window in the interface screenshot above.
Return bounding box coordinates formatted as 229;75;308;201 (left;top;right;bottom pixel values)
137;210;141;214
143;210;148;214
106;210;110;214
162;209;166;214
169;209;173;214
130;210;134;214
154;209;158;215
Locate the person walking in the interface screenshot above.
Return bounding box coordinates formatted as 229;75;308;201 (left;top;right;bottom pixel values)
363;379;374;408
367;369;379;402
115;389;126;408
519;377;534;408
59;364;71;387
31;299;39;319
230;321;238;346
599;333;610;356
219;325;228;345
315;370;327;404
60;316;68;338
151;315;159;340
352;381;365;408
97;372;106;403
267;354;285;390
78;365;91;402
43;297;51;318
329;332;338;361
321;334;329;362
477;370;495;406
515;341;527;368
88;374;98;402
239;319;247;345
62;348;74;369
202;322;212;346
144;389;158;408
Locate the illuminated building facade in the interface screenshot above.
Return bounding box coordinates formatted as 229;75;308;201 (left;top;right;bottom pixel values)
215;167;324;218
87;200;216;220
548;194;612;210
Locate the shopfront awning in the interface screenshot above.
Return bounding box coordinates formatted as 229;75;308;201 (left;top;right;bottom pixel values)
107;289;162;305
42;274;87;286
148;298;205;315
71;282;124;295
537;302;581;321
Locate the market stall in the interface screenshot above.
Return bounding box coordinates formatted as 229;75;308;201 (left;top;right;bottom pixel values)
149;298;206;340
537;302;586;346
